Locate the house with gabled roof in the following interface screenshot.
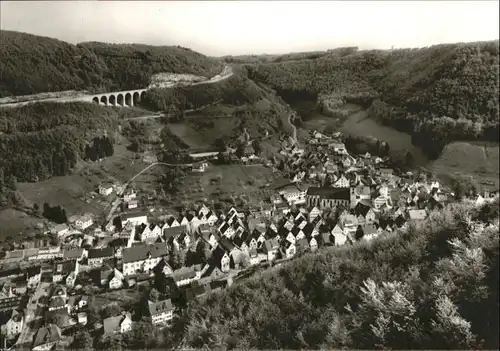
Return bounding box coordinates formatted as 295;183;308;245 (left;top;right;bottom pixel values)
308;206;321;222
211;246;230;273
148;298;174;326
32;324;62;351
88;247;114;267
26;265;42;289
52;260;79;287
120;211;148;227
166;216;181;228
262;238;280;261
122;243;168;276
199;264;225;285
63;248;86;262
103;312;132;336
1;309;23;339
281;240;296;259
408;209;427;221
172;266;199;287
175;231;192;249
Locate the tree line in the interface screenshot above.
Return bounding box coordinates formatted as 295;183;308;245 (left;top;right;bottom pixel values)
0;102;121;182
0;30;223;97
248;41;500;158
88;197;499;350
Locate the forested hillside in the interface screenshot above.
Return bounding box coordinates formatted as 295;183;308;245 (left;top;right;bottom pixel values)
142;73;291;139
101;198;499;350
0;102;124;182
247;42;500;158
0;30;224;97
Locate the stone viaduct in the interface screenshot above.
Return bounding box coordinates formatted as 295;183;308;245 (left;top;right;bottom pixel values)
78;88;148;107
0;88;149;109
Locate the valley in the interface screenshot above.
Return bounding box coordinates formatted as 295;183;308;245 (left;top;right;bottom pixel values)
286;96;500;190
0;26;498;351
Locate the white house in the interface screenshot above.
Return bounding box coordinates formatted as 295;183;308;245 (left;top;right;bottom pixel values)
1;309;23;339
109;269;125;290
52;224;69;237
75;214;93;231
87;247;114;267
98;183;114;196
122;243;168;276
147;299;174;326
103;313;132;336
123;190;137;203
308;206;321;222
120;211;148;227
333;175;350;188
279;184;306;205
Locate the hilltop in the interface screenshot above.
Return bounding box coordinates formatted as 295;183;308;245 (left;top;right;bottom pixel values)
0;30;224;97
246;42;500;158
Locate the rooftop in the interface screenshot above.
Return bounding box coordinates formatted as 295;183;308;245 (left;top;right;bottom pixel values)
306;187;350;200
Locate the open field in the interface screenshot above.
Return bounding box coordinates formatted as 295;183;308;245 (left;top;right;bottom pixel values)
0;209;47;240
17;172;107;218
429;141;500;190
168;116;239;150
92;288;144;310
173;164;286;209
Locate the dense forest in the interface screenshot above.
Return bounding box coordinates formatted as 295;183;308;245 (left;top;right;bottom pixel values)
141;73;290;139
247;41;500;158
0;30;224;97
0;102;122;182
90;198;499;350
141;74;266;112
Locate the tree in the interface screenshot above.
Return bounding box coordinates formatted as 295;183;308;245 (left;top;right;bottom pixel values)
169;247;186;270
252;139;262;155
149;288;161;302
355;225;364;241
405;152;415;168
72;330;93;349
101;304;122;319
214;137;226;151
235;143;245;158
5;174;17;191
33;203;40;215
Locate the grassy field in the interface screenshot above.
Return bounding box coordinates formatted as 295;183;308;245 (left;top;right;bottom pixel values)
429;141;500;190
92;288;144;311
17;172;107;217
172;164;286;210
0;209;47;240
168;116;239;150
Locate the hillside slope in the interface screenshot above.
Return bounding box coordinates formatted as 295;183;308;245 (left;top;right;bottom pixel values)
142;73;293;140
247;42;500;157
0;30;223;97
180;201;499;350
92;198;499;350
0;102;134;183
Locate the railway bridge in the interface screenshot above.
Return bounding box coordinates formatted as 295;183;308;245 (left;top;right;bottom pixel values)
82;88;148;107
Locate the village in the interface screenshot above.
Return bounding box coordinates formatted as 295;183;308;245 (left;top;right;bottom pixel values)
1;129;498;350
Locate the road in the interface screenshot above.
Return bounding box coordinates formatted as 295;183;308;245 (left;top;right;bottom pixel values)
0;65;233;110
288;114;297;142
15;282;50;349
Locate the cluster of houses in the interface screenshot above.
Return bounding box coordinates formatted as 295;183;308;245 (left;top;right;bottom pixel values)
1;129;499;349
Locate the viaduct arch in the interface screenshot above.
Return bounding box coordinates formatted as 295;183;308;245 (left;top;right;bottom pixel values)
88;89;147;107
